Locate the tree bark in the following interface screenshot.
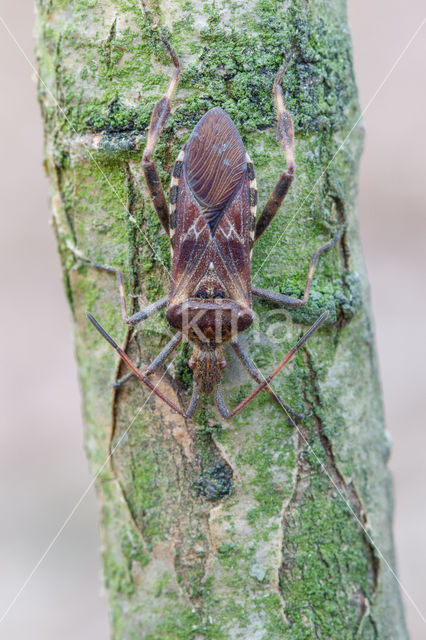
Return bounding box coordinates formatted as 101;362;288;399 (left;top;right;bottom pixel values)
35;0;409;637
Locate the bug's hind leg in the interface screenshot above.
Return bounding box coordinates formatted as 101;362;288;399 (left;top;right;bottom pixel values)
142;36;181;236
228;311;329;419
254;57;295;241
230;339;302;419
185;381;201;419
252;233;339;308
215;383;230;419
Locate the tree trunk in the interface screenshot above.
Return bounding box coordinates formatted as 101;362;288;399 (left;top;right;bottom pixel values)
35;0;409;637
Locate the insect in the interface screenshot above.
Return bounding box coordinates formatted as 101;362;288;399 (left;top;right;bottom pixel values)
87;38;339;420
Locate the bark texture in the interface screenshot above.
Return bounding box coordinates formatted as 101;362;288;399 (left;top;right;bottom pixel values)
35;0;409;638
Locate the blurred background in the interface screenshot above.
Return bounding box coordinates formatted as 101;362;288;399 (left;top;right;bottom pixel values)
0;1;425;638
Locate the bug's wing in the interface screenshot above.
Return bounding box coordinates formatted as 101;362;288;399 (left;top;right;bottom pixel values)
169;108;254;305
190;109;256;305
185;107;247;234
169;166;212;300
213;173;254;305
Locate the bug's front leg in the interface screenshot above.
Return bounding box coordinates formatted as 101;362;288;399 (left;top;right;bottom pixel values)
142;36;181;236
252;233;339;308
254;58;295;241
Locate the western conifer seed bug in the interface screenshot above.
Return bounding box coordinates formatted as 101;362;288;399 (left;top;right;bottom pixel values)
87;37;339;420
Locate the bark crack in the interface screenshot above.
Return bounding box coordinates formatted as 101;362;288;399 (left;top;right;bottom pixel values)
278;348;379;635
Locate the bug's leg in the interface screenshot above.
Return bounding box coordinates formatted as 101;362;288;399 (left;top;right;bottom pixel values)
87;312;186;417
91;263;169;324
144;332;183;375
114;332;182;388
215;383;230;419
252;233;339;308
142;36;181;236
228;311;329;419
124;295;170;326
230;340;301;419
64;243;169;327
185;381;201;419
114;367;141;389
254;59;295;241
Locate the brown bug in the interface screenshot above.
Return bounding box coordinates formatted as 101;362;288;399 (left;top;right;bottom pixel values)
87;38;338;420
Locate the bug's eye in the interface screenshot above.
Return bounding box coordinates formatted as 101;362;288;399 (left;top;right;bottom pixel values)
195;290;208;299
213;291;225;299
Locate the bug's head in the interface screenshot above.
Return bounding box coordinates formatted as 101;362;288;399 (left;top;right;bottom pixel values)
188;345;226;395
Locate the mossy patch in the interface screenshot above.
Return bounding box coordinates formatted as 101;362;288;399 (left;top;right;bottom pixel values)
279;475;377;638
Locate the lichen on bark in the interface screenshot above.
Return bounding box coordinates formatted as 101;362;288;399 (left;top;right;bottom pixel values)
35;0;409;637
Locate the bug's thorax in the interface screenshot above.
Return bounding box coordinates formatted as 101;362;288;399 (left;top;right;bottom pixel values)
188;344;226;396
166;296;254;348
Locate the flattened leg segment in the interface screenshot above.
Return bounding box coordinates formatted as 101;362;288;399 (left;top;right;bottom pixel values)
185;381;201;419
215;383;230;419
